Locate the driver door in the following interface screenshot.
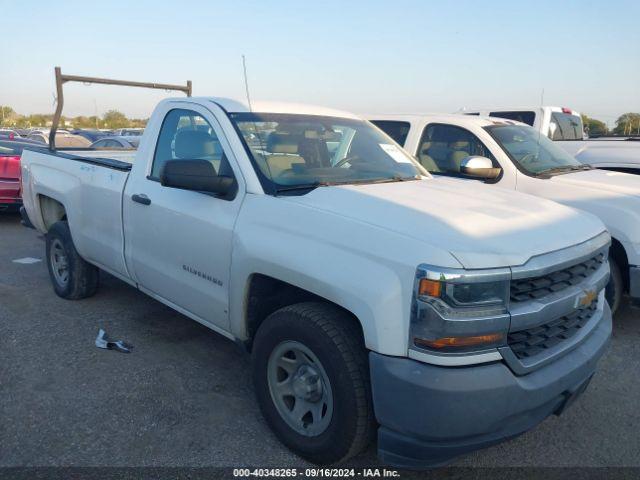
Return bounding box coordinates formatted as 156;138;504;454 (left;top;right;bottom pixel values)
123;103;243;331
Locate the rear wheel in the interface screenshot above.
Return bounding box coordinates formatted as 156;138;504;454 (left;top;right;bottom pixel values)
605;256;623;315
252;302;374;465
46;221;99;299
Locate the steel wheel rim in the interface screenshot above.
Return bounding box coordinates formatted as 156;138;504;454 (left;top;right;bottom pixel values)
267;340;334;437
50;239;69;287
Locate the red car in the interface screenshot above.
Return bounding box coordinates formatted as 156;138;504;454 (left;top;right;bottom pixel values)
0;139;39;212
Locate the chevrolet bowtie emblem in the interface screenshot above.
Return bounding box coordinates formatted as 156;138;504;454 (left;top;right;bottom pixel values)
575;289;598;308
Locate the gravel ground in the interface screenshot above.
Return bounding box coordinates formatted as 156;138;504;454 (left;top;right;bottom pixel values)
1;211;639;471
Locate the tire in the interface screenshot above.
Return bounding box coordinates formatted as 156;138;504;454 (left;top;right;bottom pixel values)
605;256;623;315
46;220;99;299
252;302;375;465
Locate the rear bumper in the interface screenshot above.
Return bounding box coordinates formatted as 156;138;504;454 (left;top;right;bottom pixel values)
370;302;612;469
0;178;22;208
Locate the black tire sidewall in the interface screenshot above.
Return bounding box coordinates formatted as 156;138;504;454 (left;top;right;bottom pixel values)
606;257;623;315
252;308;364;464
46;222;75;297
45;221;98;299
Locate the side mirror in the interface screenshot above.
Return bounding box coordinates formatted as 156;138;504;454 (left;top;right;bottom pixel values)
460;156;502;180
160;159;236;197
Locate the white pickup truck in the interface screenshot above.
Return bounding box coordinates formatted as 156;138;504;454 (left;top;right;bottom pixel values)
21;97;612;468
370;113;640;313
461;106;640;173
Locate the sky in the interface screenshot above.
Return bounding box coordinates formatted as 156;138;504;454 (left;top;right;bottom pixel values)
2;0;639;128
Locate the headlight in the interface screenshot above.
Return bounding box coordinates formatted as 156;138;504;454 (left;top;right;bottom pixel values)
418;277;509;318
411;266;510;355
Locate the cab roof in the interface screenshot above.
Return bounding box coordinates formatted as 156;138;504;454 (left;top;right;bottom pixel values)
185;97;360;119
367;112;524;128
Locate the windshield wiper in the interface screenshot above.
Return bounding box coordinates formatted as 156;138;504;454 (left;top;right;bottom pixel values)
536;165;591;176
274;175;420;194
324;175;420;186
274;182;324;194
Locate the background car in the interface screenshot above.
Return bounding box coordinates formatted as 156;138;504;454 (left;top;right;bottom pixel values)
90;136;139;149
110;128;144;137
0;138;41;211
27;131;92;148
0;129;22;140
71;129;112;143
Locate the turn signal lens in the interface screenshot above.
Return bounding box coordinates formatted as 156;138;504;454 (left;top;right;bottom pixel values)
414;333;504;350
419;279;441;297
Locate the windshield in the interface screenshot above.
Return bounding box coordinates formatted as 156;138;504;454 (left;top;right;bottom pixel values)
229;113;426;192
486;124;585;176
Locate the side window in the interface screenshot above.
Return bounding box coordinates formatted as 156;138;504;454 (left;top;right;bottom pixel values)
549;112;583;140
489;111;536;126
151;108;228;180
370;120;411;146
92;140;107;148
417;124;496;176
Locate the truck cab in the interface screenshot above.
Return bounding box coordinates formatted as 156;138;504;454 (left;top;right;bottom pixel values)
460;106;585;141
370;113;640;313
460;107;640;173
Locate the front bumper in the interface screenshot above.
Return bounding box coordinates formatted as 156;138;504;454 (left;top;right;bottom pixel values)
370;301;612;469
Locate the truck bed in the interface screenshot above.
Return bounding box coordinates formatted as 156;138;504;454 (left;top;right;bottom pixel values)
21;147;132;279
35;147;136;169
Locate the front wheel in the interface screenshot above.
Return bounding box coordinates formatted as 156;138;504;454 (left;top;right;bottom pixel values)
46;221;99;299
252;302;375;465
605;256;623;315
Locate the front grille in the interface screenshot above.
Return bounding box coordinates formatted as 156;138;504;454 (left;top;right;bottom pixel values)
507;301;598;359
510;253;605;303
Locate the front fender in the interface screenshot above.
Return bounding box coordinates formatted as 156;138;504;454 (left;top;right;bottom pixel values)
228;195;461;356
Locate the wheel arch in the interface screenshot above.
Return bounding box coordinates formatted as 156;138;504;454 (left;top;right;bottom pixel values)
37;194;67;231
242;273;365;352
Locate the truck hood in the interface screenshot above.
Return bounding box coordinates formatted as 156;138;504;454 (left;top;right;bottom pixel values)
550;169;640;197
573;141;640;167
283;178;606;269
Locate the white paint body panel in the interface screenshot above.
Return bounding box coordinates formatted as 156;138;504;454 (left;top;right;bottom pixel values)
20;98;606;357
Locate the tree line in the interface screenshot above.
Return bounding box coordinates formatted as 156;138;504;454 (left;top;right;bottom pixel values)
0;106;147;130
581;113;639;136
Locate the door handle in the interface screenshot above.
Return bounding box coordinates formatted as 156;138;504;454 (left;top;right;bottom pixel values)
131;193;151;206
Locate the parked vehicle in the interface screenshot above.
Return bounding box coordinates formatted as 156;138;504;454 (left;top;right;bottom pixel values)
0;129;21;139
110;128;144;136
71;129;111;143
27;131;91;148
90;136;139;149
462;106;640;173
20;95;614;468
369;113;639;313
560;137;640;173
15;128;32;137
0;138;41;211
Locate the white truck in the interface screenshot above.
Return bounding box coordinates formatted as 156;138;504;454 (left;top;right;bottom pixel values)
369;113;640;313
22;92;612;468
461;106;640;173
